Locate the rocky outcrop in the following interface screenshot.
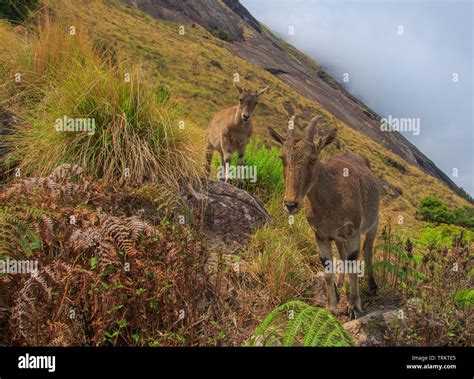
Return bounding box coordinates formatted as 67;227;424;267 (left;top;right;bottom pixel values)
343;298;424;346
188;180;271;253
342;308;401;346
124;0;468;201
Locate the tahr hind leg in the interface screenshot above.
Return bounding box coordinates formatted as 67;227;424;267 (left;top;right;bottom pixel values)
345;232;363;319
363;221;379;295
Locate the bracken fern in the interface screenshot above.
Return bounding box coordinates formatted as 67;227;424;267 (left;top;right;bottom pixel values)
249;300;353;347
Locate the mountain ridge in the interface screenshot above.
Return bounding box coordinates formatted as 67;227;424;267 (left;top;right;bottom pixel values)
123;0;469;201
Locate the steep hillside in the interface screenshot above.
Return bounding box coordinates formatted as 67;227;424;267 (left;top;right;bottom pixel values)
122;0;468;201
0;0;472;348
22;0;466;233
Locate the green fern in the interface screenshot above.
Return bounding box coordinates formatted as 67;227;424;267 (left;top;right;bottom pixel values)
376;242;409;260
249;300;353;347
453;289;474;308
374;238;425;287
0;205;46;258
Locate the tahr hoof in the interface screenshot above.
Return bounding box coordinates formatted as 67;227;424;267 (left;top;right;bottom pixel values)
328;306;338;316
348;307;363;320
333;283;340;304
368;280;378;296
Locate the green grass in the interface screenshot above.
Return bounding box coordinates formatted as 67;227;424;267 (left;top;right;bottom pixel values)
212;138;283;202
0;0;40;23
414;224;473;249
453;289;474;308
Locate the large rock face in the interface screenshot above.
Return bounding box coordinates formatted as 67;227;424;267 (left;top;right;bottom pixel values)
189;180;271;253
123;0;467;201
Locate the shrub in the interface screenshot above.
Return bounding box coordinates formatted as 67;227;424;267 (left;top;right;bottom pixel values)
210;27;232;42
419;196;453;224
451;206;474;229
418;196;474;229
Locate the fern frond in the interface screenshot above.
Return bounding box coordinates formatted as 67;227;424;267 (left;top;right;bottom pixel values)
376;242;409;260
302;308;331;346
283;305;314;346
250;300;353;347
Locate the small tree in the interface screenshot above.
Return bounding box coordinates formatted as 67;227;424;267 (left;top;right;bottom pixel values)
419;196;454;224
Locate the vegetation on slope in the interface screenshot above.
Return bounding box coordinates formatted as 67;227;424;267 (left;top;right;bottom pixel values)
49;0;470;232
0;13;200;188
249;300;353;347
419;196;474;230
0;0;472;347
0;165;232;346
0;0;40;23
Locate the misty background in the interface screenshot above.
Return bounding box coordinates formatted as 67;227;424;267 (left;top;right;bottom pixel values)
241;0;473;196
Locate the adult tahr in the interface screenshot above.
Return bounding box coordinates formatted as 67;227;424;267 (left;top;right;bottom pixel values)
269;115;380;319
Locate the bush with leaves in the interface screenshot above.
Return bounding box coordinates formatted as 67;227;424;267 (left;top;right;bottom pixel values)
210;27;232;42
373;223;473;346
419;196;454;224
418;196;474;230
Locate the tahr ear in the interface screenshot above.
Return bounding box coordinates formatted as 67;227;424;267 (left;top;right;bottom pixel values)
317;129;337;151
268;127;285;145
234;82;243;94
256;85;269;96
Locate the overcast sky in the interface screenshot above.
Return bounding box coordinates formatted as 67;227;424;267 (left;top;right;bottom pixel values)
241;0;473;195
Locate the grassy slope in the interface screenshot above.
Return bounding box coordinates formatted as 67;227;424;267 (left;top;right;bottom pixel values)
0;0;469;227
0;0;471;346
51;0;468;232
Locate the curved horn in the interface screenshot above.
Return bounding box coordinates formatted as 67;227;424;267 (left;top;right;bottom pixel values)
256;85;270;96
305;115;324;141
234;82;243;94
